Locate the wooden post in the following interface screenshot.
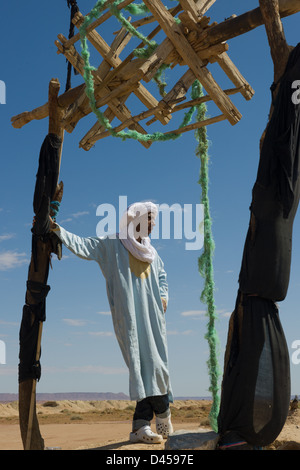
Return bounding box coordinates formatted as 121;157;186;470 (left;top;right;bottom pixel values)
196;0;300;49
19;79;65;450
258;0;292;148
259;0;291;85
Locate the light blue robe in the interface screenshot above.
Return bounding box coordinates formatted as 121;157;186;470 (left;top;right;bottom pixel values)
54;226;173;402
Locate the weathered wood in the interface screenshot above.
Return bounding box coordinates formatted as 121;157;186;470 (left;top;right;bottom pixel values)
259;0;291;83
195;0;217;16
196;0;300;49
11;84;84;129
80;87;241;149
19;79;64;451
63;0;136;49
143;0;241;125
179;0;201;22
178;10;203;32
128;5;181;30
213;53;254;101
55;36;152;148
72;11;171;126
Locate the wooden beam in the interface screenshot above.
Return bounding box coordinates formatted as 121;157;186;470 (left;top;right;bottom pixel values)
195;0;217;16
196;0;300;48
213;53;254;101
62;0;136;49
259;0;291;83
142;0;241;125
72;11;171;126
80;87;241;149
55;38;151;148
20;78;64;451
11;85;84;129
179;0;201;21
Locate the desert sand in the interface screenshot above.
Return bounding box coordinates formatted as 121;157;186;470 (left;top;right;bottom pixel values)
0;399;299;451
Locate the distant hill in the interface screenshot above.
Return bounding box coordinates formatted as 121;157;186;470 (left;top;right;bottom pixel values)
0;392;208;403
0;392;130;403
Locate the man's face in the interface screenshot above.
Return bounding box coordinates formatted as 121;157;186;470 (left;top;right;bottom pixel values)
147;212;155;236
135;212;154;239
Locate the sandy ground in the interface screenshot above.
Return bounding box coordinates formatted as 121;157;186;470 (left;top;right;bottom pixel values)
0;400;299;451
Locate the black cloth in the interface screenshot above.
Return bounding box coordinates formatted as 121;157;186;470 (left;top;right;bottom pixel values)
218;45;300;447
133;395;170;423
239;43;300;301
217;293;290;447
18;281;51;382
18;134;61;383
32;133;61;237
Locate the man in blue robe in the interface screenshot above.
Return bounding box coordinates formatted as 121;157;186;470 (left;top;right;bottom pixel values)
51;201;173;443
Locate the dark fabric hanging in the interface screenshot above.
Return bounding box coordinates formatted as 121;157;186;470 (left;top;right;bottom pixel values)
217;45;300;448
217;292;290;447
239;43;300;301
65;0;80;92
18;134;62;383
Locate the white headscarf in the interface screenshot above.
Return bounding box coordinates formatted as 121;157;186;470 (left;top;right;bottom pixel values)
119;201;158;263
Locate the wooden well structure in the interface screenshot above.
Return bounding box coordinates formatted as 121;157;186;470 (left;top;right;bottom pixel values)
11;0;259;150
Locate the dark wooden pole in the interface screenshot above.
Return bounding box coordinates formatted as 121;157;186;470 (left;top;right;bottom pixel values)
19;79;65;450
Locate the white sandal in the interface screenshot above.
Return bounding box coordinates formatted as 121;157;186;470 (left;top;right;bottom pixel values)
130;425;163;444
156;415;174;439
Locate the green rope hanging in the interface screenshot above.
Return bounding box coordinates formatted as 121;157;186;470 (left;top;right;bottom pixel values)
78;1;221;429
194;81;221;432
78;0;197;142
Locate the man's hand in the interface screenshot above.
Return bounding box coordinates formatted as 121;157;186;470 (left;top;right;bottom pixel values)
49;216;56;230
161;298;167;313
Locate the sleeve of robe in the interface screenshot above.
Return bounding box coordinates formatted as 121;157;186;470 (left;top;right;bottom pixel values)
158;256;168;305
51;225;108;276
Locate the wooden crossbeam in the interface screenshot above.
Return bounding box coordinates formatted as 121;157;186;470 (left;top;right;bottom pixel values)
72;11;171;126
62;0;136;49
56;37;152;149
196;0;217;16
196;0;300;48
143;0;241;125
80;87;241;150
179;0;201;21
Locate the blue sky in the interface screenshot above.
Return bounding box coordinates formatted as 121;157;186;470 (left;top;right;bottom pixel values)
1;0;300;399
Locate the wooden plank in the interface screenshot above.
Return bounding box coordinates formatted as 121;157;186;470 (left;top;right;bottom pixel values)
73;11;171;126
86;111;226;145
55;37;151;148
259;0;291;84
60;23;133;132
163;113;226;136
63;0;136;49
179;0;201;21
213;53;254;101
159;68;196;116
11;84;85;129
195;0;217;16
196;0;300;49
143;0;241;125
80;87;241;148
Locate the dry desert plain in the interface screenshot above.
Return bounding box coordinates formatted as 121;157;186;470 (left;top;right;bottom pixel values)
0;399;300;450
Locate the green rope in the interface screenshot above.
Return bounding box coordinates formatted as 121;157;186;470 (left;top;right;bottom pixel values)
194;81;220;432
79;2;221;427
79;2;202;142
